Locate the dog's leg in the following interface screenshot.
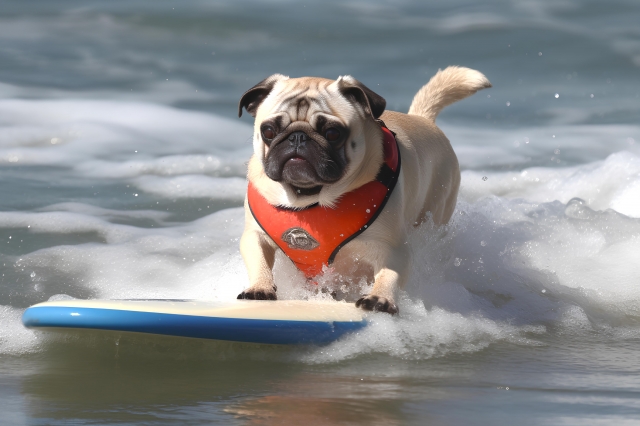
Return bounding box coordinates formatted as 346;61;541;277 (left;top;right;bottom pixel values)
356;244;408;314
237;228;278;300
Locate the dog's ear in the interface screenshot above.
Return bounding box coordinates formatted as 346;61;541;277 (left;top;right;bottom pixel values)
238;74;288;118
336;76;386;119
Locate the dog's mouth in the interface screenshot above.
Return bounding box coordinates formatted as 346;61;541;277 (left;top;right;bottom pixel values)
280;153;324;189
283;155;312;180
285;156;308;166
291;183;323;196
280;155;324;196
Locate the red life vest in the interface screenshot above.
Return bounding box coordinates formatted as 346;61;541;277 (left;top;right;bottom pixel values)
247;124;401;278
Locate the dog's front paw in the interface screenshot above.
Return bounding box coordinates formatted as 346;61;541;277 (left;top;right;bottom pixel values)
237;285;277;300
355;295;398;315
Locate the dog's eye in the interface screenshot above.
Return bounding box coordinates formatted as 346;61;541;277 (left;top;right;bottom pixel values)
325;128;340;142
261;125;276;141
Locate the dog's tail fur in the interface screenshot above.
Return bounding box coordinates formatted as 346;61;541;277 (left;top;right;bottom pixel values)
408;66;491;122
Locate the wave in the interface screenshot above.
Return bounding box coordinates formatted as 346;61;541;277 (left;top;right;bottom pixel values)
0;98;639;362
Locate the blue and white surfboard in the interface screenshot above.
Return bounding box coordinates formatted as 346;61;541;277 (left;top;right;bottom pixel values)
22;299;367;345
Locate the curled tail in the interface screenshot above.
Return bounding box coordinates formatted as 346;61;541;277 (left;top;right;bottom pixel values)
408;66;491;121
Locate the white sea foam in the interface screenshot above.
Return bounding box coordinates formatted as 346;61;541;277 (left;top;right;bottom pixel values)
5;207;247;302
1;99;639;361
0;305;40;356
132;175;247;200
76;155;246;179
447;124;640;170
300;295;545;364
0;99;252;170
460;151;640;217
306;194;640;362
38;203;172;222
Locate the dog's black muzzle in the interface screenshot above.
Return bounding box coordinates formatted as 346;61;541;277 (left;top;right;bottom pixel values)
263;123;344;188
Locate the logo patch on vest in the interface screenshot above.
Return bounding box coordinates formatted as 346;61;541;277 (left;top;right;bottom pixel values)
281;227;319;251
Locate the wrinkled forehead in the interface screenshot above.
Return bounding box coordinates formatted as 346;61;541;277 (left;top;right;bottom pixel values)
258;77;354;124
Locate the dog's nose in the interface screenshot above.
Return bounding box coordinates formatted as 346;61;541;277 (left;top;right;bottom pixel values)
288;131;309;147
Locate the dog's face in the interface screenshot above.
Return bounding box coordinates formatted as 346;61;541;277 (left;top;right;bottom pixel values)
239;74;386;207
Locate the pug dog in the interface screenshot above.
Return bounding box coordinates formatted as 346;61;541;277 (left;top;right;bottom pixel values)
237;66;491;314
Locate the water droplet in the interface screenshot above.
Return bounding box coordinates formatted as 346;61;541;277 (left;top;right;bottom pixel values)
538;52;542;56
506;101;510;106
30;271;36;278
554;93;559;98
454;258;461;267
366;209;371;213
480;241;487;247
541;289;547;293
564;198;595;220
482;176;488;181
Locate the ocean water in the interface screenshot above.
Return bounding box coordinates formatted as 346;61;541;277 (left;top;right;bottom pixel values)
1;0;640;424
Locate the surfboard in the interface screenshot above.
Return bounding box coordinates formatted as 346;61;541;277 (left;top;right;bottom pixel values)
22;299;367;345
